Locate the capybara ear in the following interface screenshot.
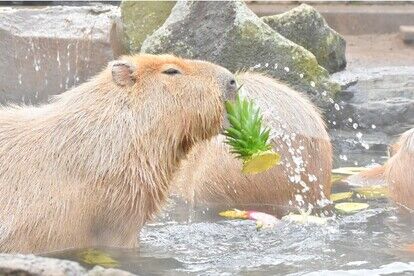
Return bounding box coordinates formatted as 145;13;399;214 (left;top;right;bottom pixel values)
110;60;137;87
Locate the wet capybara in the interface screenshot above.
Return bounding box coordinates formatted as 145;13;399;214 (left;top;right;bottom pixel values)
172;72;332;215
386;128;414;210
0;54;237;253
347;128;414;210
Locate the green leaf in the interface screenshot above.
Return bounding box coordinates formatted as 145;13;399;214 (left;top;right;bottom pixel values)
78;249;119;268
224;95;276;162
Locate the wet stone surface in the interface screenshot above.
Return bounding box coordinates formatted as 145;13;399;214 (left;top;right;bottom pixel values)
0;5;119;105
329;66;414;154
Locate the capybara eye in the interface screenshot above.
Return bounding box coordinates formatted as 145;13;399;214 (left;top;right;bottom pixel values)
162;68;181;75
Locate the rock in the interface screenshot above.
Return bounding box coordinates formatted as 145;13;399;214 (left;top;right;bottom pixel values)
0;254;137;276
330;129;391;154
262;4;346;74
141;0;339;110
0;254;87;275
120;1;176;53
0;5;119;105
87;266;136;276
400;25;414;44
328;66;414;153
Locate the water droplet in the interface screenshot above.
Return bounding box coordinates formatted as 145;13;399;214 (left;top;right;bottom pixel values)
356;132;363;139
310;81;315;87
334;103;340;111
284;67;290;72
339;155;348;161
361;143;369;150
348;118;353;123
371;124;376;129
299;73;304;78
353;123;358;129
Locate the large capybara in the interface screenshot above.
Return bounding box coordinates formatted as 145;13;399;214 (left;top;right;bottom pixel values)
0;54;237;253
172;72;332;215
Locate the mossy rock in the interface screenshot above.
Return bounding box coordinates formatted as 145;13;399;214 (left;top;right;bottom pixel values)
141;0;340;110
121;1;176;53
263;4;346;74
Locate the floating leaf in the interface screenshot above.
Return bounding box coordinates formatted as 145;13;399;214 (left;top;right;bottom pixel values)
353;185;388;199
282;213;328;225
335;202;369;214
332;167;369;176
219;209;248;219
330;192;354;202
331;173;345;184
220;209;279;229
78;249;118;268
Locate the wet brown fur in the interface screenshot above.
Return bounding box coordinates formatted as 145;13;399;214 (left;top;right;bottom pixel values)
350;128;414;210
386;129;414;210
0;54;233;253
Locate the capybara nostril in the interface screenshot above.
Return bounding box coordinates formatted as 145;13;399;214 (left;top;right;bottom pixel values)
224;76;238;101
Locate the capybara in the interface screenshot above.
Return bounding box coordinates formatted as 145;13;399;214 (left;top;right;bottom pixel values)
386;128;414;209
172;72;332;215
347;128;414;210
0;54;237;253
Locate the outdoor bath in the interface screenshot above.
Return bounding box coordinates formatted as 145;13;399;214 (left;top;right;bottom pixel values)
0;1;413;275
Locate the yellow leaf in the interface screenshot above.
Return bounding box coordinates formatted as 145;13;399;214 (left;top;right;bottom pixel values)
219;209;248;219
353;185;388;199
330;192;354;202
331;173;345;184
242;150;280;175
332;167;369;176
78;249;118;268
335;202;369;214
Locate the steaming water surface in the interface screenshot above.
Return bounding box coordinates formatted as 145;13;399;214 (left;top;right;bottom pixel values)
48;152;414;275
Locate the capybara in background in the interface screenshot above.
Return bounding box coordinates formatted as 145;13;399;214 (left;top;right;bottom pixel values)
346;128;414;210
386;128;414;210
0;54;237;253
172;72;332;215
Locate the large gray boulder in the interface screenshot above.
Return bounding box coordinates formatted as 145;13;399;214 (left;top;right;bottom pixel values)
0;5;119;105
141;0;339;110
329;66;414;153
120;1;176;53
0;254;136;276
0;254;86;275
262;4;346;74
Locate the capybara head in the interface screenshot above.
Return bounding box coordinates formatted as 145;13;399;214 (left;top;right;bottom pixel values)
106;54;237;148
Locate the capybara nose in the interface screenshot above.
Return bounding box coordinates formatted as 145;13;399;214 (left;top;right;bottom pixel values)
223;76;238;101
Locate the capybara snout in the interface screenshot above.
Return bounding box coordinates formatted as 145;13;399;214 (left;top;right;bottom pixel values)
190;59;238;101
215;68;238;101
